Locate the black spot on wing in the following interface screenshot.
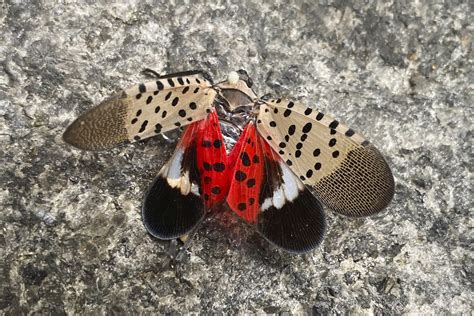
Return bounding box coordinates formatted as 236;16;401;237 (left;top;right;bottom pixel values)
213;162;225;172
240;152;251;166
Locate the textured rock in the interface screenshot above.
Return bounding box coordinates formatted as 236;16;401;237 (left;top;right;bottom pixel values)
0;1;472;314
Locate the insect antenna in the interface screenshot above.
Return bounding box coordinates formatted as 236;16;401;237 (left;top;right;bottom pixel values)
141;68;161;78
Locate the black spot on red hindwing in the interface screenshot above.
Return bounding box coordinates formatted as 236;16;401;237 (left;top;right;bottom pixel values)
211;186;221;194
203;162;212;171
252;155;259;163
247;178;256;188
213;162;225;172
238;203;246;211
213;139;222;148
240;152;251;166
235;170;247;181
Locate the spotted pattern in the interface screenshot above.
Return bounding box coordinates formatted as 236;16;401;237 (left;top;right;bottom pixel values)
195;111;230;208
227;122;265;222
256;99;394;216
122;73;216;144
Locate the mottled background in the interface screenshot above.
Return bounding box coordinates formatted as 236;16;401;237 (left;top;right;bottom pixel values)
1;1;472;314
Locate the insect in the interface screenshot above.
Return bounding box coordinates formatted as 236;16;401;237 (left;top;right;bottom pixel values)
63;69;394;253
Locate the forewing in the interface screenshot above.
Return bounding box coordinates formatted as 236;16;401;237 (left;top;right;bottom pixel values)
64;72;216;150
256;99;394;217
227;122;326;253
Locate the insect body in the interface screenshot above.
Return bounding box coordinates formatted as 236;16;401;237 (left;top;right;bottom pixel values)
64;69;394;253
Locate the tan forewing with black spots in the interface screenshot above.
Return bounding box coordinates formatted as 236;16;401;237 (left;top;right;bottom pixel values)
256;99;394;217
63;73;216;150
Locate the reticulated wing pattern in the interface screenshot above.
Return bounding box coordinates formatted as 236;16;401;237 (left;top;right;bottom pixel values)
63;73;216;150
256;99;394;217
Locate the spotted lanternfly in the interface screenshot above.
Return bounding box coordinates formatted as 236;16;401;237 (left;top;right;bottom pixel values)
64;69;394;253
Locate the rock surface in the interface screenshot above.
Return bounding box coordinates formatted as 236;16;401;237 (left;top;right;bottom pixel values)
0;1;472;314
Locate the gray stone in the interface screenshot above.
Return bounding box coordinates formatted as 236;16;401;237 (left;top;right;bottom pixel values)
0;1;472;314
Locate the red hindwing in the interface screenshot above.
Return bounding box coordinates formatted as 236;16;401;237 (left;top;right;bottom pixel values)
195;111;229;208
227;122;266;222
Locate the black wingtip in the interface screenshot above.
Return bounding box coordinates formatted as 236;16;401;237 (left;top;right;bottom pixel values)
142;176;205;240
257;189;326;254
